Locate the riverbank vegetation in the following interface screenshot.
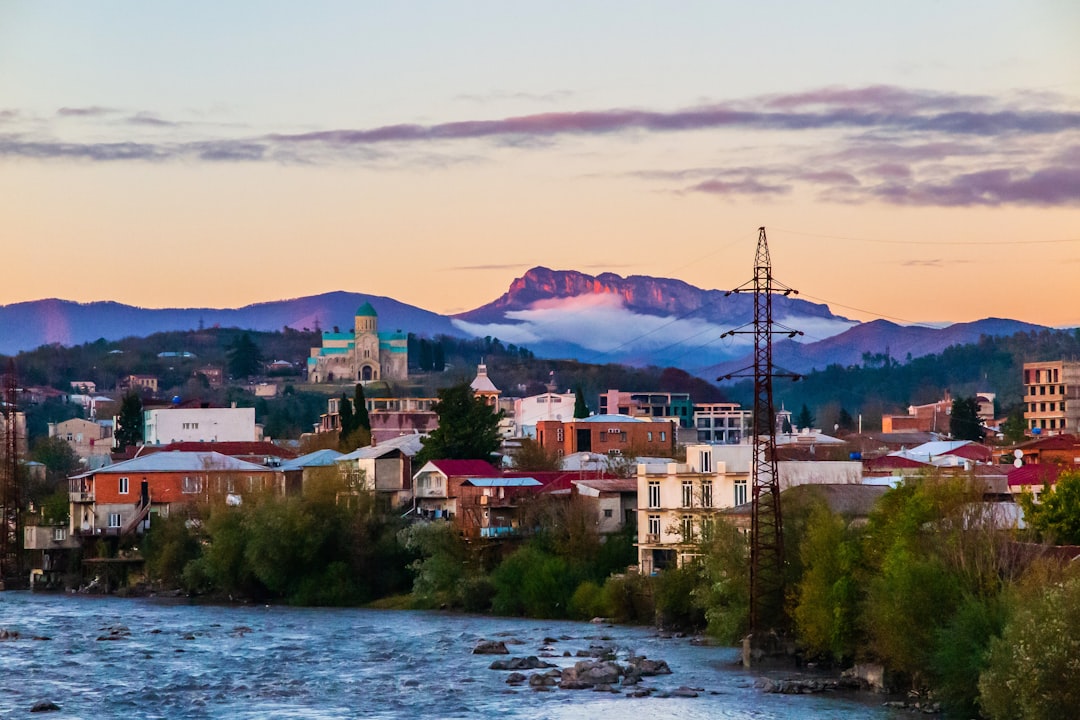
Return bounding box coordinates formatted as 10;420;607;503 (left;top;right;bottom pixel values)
136;469;1080;719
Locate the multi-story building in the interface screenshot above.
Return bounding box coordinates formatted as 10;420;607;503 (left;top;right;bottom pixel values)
535;415;676;458
48;418;113;465
306;303;408;384
693;402;752;444
598;390;694;429
514;391;578;438
1023;361;1080;436
68;451;278;537
142;404;259;445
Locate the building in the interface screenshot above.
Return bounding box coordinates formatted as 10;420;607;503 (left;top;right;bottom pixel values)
998;433;1080;467
1023;361;1080;436
535;415;676;458
335;434;424;509
693;403;752;444
68;451;279;537
316;396;438;443
514;391;578;438
572;478;638;534
457;477;543;539
143;404;259;445
411;459;501;521
120;374;159;394
306;303;408;384
278;449;343;496
598;390;694;428
48;418;113;465
637;445;735;573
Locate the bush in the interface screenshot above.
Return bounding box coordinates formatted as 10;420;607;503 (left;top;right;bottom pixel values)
653;563;706;631
568;580;605;620
600;572;654;625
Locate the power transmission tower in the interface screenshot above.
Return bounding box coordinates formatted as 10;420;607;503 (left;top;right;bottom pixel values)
0;360;21;589
718;227;801;638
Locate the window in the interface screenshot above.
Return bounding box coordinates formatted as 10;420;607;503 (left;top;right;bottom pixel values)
118;477;129;494
53;528;66;542
734;480;748;506
647;514;660;536
108;513;122;528
648;481;661;509
182;476;202;494
701;481;713;508
660;431;666;442
681;515;694;541
699;450;712;473
648;431;654;441
682;480;694;507
620;432;627;442
603;508;613;518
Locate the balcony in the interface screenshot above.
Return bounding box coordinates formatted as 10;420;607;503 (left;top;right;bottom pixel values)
70;492;95;503
645;533;660;544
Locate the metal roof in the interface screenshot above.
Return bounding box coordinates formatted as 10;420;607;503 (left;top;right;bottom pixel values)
463;477;542;487
72;450;270;478
279;449;344;471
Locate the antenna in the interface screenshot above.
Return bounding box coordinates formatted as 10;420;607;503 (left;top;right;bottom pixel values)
717;227;802;641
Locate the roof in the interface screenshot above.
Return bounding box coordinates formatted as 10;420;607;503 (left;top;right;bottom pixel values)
279;449;344;471
73;451;271;478
338;433;425;460
574;478;638;494
470;365;500;394
577;414;645;423
724;483;889;517
1008;463;1060;487
462;477;542;488
422;459;502;477
158;441;298;459
356;302;377;317
1013;433;1079;452
864;455;930;471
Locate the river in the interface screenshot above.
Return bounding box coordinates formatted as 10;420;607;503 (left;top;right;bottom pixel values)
0;592;905;718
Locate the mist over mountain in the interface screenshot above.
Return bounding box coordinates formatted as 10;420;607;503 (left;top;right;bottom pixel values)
0;269;1056;378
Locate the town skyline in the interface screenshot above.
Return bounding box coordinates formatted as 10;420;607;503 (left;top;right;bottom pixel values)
3;2;1078;326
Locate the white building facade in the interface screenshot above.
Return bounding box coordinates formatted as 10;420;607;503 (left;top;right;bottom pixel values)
143;406;258;445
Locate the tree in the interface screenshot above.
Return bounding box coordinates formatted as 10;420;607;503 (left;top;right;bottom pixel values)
414;382;502;467
432;342;445;372
1001;408;1027;444
796;404;814;431
30;436;82;484
337;392;354;449
1020;470;1080;545
352;383;370;433
227;332;263;378
114;390;144;450
950;395;985;441
510;438;562;471
837;407;855;433
979;575;1080;720
574;386;589;419
418;339;433;371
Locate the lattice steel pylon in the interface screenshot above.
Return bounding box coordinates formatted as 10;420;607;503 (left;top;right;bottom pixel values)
718;227;802;635
0;359;20;588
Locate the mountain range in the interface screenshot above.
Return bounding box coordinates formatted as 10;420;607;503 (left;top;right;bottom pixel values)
0;267;1055;379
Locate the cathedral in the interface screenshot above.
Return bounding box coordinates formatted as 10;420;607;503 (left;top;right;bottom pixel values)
306;303;408;384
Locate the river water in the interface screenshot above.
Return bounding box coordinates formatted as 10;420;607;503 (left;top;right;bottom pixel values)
0;592;904;719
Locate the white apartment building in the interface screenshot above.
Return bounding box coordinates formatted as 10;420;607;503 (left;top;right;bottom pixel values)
142;404;258;445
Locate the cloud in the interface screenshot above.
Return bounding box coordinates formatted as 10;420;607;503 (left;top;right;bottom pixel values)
450;263;531;272
56;106;117;117
683;177;791;197
868;166;1080;207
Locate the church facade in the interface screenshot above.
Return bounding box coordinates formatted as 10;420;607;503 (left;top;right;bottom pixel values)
306;303;408;384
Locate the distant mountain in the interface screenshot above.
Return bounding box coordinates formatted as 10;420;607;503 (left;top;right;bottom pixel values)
705;317;1050;379
0;269;1058;381
451;266;856;370
0;293;463;356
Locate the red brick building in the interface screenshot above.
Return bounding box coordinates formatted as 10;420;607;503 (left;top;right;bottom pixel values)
535;415;675;458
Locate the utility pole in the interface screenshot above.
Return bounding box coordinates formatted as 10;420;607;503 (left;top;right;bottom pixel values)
718;227;802;645
0;360;21;589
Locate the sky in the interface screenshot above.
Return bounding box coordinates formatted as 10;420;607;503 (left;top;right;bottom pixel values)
2;1;1079;327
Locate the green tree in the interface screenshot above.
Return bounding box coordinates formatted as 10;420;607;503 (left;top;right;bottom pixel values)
418;339;433;371
338;392;354;449
795;404;814;430
353;383;370;433
837;407;855;433
1020;470;1080;545
414;382;502;466
979;574;1080;720
227;332;263;378
432;342;445;372
509;438;562;471
950;395;985;441
1001;407;1027;444
114;390;144;450
574;386;589;419
30;436;82;484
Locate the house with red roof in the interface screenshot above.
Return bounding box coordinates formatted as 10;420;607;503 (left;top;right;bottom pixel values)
411;459;501;521
1008;463;1061;504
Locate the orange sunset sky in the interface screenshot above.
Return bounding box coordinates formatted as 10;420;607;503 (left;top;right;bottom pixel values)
2;2;1079;327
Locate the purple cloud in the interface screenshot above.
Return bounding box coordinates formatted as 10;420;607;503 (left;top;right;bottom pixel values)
57;106;116;117
684;178;791;196
871;166;1080;207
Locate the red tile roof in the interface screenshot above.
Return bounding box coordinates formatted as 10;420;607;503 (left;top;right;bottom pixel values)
1008;463;1060;487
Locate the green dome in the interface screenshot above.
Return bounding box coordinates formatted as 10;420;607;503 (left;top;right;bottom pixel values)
355;302;378;317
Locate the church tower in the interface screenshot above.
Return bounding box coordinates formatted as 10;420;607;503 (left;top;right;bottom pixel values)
354;302;381;382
